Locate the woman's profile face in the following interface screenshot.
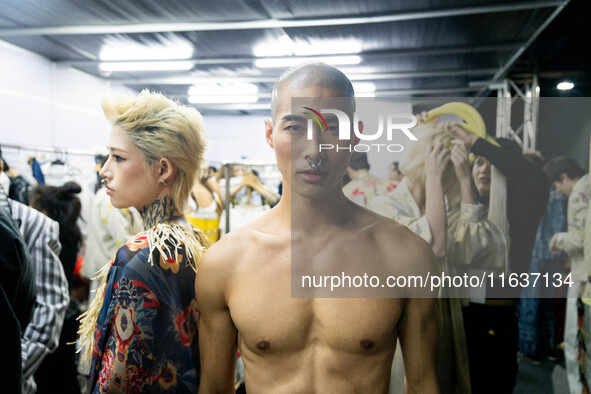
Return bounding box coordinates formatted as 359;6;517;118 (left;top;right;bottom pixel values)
472;155;491;197
99;126;162;210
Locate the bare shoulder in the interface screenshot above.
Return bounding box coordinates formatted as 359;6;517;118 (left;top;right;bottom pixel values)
367;212;436;275
198;225;254;279
198;210;285;284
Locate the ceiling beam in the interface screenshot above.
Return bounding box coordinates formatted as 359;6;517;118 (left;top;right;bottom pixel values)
57;43;522;67
174;86;483;108
370;87;483;96
110;68;497;86
174;86;482;100
0;1;563;36
476;0;571;97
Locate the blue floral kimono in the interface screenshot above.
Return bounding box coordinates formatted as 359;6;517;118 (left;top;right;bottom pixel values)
84;224;207;393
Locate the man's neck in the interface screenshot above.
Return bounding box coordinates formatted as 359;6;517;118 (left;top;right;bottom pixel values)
278;182;352;233
139;195;177;230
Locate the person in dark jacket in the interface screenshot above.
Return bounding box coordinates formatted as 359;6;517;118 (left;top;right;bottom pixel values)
0;205;37;394
449;124;549;393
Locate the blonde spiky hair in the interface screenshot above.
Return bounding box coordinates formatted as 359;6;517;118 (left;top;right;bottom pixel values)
102;90;207;213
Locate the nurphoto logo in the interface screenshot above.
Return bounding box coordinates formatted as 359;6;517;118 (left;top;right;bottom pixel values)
303;107;418;152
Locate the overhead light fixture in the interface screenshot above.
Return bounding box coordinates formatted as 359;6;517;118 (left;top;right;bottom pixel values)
355;92;376;98
253;34;294;57
352;82;375;93
99;61;194;72
556;81;574;90
188;82;259;96
99;35;194;72
255;55;361;68
254;36;362;57
99;36;193;61
188;95;259;104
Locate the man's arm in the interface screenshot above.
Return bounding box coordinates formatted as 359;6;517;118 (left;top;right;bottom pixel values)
398;244;440;394
470;138;549;195
196;246;238;393
449;125;548;193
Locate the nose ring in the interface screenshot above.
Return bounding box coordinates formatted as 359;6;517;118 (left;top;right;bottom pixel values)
307;156;322;170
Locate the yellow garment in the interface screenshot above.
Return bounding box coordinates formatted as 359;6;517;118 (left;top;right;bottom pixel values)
186;215;220;243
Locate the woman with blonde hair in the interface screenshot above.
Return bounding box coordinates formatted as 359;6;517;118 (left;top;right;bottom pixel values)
78;90;210;393
371;122;508;394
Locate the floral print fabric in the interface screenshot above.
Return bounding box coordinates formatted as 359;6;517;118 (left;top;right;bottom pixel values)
88;232;200;393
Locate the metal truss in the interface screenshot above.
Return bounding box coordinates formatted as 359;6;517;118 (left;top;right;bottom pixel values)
494;76;540;151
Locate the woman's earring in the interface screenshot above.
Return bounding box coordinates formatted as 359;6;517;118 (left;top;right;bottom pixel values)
161;179;168;186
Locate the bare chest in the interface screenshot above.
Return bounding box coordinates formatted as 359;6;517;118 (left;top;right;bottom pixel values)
229;262;403;356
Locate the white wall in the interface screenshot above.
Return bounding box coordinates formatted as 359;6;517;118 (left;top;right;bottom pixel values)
0;40;133;151
0;39;275;167
202;114;276;165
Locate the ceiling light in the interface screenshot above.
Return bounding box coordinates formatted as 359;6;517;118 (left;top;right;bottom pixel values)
352;82;375;93
99;61;193;72
355;92;376;98
255;55;361;68
253;34;294;57
188;83;259;96
556;81;574;90
188;95;259;104
100;36;193;61
253;36;362;57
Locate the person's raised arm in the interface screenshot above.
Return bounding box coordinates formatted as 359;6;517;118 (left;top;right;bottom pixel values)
448;124;547;190
196;246;238;394
424;143;449;260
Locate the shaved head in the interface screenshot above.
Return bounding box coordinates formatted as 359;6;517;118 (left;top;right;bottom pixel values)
270;61;355;122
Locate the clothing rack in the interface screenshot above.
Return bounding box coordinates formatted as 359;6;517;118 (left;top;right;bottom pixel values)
220;161;278;234
0;143;96;157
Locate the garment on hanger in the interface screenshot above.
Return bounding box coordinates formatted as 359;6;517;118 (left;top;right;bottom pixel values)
30;157;45;185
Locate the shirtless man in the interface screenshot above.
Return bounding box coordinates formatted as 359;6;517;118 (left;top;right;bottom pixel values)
196;62;440;393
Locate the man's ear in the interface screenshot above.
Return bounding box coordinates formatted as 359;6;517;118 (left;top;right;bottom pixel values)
264;119;274;149
353;120;364;146
157;157;176;184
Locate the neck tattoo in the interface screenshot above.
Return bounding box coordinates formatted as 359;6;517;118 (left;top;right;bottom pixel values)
140;195;176;230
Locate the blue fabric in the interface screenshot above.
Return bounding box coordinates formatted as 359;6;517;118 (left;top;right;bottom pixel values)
518;187;568;357
31;157;45;185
